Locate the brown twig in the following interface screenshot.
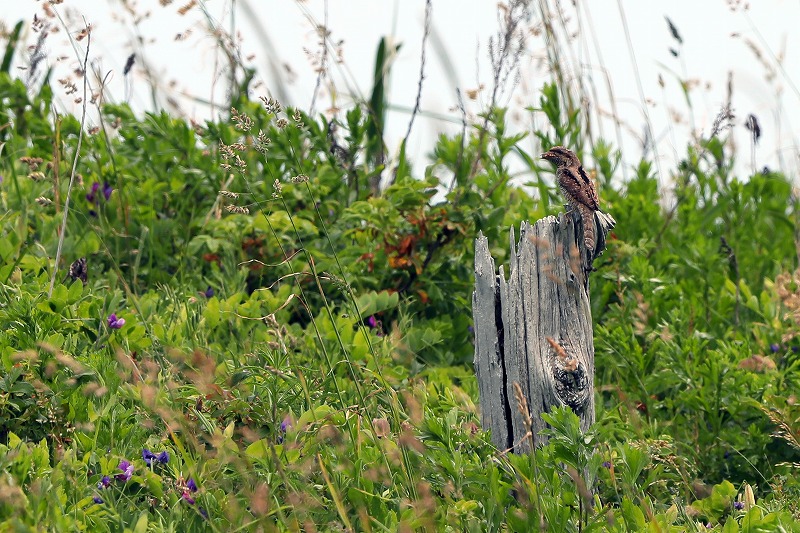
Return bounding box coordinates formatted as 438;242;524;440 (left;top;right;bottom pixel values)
402;0;433;148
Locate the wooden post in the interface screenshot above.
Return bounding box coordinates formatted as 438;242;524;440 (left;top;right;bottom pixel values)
472;211;612;452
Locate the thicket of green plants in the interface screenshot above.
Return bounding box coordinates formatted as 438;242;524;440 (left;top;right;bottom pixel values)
2;16;800;532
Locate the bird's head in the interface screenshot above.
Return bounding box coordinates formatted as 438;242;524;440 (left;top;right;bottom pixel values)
541;146;579;167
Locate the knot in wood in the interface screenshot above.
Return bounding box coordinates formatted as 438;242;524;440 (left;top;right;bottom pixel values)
547;337;590;413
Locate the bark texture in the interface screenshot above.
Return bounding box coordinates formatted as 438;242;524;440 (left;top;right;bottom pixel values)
473;211;608;452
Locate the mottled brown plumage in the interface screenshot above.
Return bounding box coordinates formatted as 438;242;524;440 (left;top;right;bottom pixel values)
541;146;614;253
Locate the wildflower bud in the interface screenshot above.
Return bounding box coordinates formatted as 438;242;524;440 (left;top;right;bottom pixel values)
292;108;304;128
260;96;282;114
225;205;250;215
743;484;755;510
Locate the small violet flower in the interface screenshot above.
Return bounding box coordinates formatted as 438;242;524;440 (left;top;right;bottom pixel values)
97;475;111;490
278;415;292;444
93;496;104;504
769;343;780;353
203;286;214;298
86;182;100;204
602;461;612;469
86;181;113;203
365;315;384;337
734;501;744;510
142;448;170;466
182;478;199;505
199;507;209;519
115;460;133;482
107;313;126;330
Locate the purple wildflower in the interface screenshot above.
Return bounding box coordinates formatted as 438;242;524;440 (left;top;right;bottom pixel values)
602;461;612;469
93;496;104;504
97;475;111;489
143;448;169;466
199;507;209;519
86;182;100;203
107;313;126;329
769;343;780;353
365;316;384;337
102;182;113;201
203;286;214;298
115;460;133;482
734;501;744;510
182;478;198;505
278;415;293;444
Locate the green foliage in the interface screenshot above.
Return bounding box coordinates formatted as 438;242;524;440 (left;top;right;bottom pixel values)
1;55;799;531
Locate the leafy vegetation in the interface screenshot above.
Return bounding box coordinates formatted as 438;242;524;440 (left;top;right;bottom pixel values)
2;10;800;533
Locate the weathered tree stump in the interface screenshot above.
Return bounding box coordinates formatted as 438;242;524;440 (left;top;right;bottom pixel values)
472;211;613;452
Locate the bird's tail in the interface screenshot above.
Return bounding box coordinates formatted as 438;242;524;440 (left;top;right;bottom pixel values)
591;210;616;257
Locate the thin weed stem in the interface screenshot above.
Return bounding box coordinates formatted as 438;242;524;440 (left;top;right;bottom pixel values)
232;134;413;499
578;2;629;180
309;0;329;116
615;0;662;179
401;0;432;149
513;382;545;531
49;24;90;297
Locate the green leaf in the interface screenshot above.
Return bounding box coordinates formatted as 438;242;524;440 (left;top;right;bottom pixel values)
132;512;148;533
245;439;270;459
355;290;399;318
621;498;646;530
204;297;220;329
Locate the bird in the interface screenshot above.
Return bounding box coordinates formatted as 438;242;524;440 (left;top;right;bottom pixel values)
541;146;615;255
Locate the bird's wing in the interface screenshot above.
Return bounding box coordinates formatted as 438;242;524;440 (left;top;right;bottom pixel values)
559;165;600;210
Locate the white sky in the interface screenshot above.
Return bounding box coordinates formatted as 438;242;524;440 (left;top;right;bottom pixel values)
2;0;798;186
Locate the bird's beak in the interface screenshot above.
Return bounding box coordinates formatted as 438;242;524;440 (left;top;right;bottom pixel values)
540;151;552;160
